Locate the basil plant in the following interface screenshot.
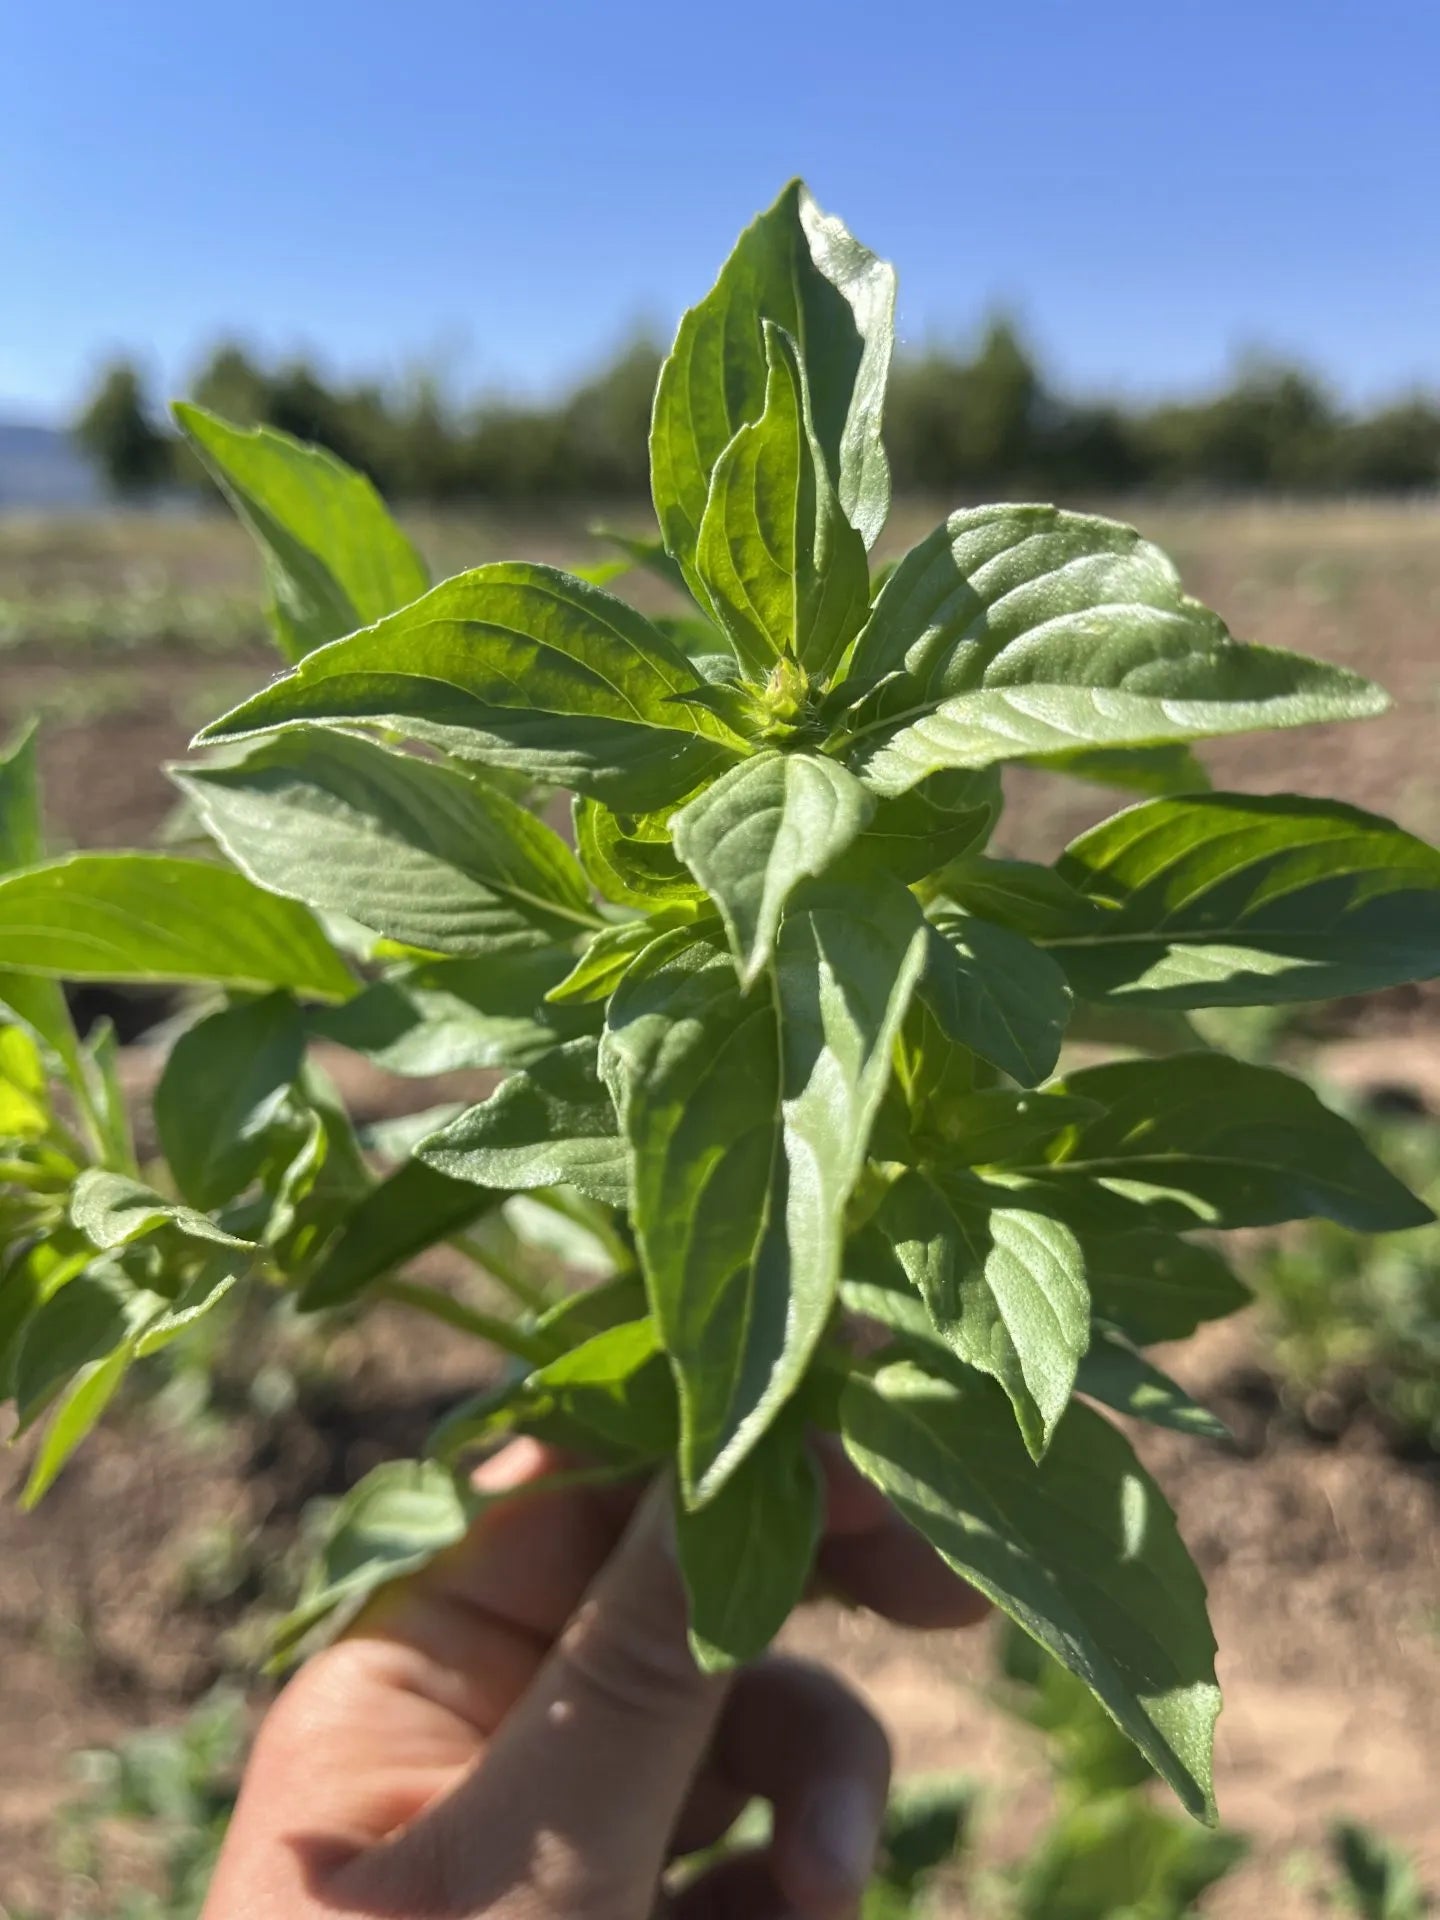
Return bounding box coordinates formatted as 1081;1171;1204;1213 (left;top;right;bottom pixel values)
3;181;1436;1824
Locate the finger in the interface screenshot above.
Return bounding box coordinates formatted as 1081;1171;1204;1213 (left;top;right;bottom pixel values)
669;1850;794;1920
813;1438;990;1630
338;1475;730;1919
205;1445;646;1911
670;1659;892;1914
716;1657;890;1917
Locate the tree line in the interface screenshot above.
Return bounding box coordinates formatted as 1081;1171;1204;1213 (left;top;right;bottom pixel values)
75;324;1440;504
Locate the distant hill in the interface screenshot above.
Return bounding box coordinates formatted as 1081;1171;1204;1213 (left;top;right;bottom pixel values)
0;423;103;509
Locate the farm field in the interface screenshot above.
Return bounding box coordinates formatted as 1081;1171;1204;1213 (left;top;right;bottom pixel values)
2;498;1439;1915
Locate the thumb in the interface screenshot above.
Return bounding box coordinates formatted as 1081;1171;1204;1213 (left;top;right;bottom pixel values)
358;1474;729;1919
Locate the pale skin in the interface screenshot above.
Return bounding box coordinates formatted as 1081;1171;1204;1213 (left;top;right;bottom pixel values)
203;1437;988;1920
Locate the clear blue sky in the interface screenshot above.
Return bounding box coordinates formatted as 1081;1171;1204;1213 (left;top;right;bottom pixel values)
5;0;1438;423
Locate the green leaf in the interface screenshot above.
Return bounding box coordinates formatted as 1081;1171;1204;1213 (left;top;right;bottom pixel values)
0;1023;48;1135
0;971;84;1088
0;1232;93;1396
1032;741;1211;797
418;1039;627;1210
1330;1821;1428;1920
920;911;1071;1087
545;912;700;1007
12;1268;146;1428
262;1070;371;1267
1020;1053;1433;1232
840;1361;1220;1821
80;1019;136;1174
651;179;895;597
1013;1794;1246;1919
1076;1329;1230;1441
854;769;1000;885
881;1169;1090;1457
175;729;597;957
873;1776;977;1898
694;324;869;679
0;854;354;999
21;1343;131;1507
70;1170;255;1254
311;950;582;1075
1080;1232;1250;1345
196;564;749;811
933;854;1100;940
1047;792;1440;1007
132;1259;239;1357
672;752;875;984
676;1409;823;1671
274;1459;478;1662
908;1086;1102;1167
174;402;430;662
590;525;690;598
432;1321;675;1466
298;1159;504;1310
0;723;43;872
155;994;305;1208
0;732;118;1127
836;507;1386;794
604;878;927;1500
574;796;704;910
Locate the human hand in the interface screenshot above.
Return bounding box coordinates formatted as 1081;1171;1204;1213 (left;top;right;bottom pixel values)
203;1439;987;1920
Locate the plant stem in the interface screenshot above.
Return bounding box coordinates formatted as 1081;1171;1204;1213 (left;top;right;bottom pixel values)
446;1231;555;1313
375;1278;553;1365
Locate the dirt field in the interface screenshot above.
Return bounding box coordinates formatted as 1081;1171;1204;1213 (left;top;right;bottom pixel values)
2;500;1439;1914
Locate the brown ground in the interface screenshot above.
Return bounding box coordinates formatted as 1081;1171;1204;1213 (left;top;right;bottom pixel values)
1;502;1439;1913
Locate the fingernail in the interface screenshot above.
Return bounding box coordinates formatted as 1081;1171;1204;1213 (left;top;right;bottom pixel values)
799;1776;883;1903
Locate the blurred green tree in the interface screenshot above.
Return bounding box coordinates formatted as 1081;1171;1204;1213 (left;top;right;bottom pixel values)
74;360;172;497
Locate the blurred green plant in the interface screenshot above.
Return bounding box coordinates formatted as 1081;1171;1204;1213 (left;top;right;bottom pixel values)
1331;1820;1433;1919
16;1689;246;1920
1247;1116;1440;1451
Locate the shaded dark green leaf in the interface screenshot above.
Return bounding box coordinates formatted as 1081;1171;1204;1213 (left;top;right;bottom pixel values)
312;949;584;1075
1076;1329;1230;1440
155;994;305;1208
1080;1233;1251;1345
1032;741;1211;797
1021;1053;1432;1233
840;1362;1219;1820
1049;792;1440;1007
920;910;1071;1087
853;768;1000;884
418;1039;627;1210
298;1159;502;1310
676;1409;822;1670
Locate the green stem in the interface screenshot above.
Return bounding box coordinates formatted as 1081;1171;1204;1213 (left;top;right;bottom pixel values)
447;1231;554;1314
376;1278;553;1366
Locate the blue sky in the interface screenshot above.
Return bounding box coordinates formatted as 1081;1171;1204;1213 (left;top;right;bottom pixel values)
5;0;1438;422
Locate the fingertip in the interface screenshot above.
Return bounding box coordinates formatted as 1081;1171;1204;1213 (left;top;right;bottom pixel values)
775;1774;886;1920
